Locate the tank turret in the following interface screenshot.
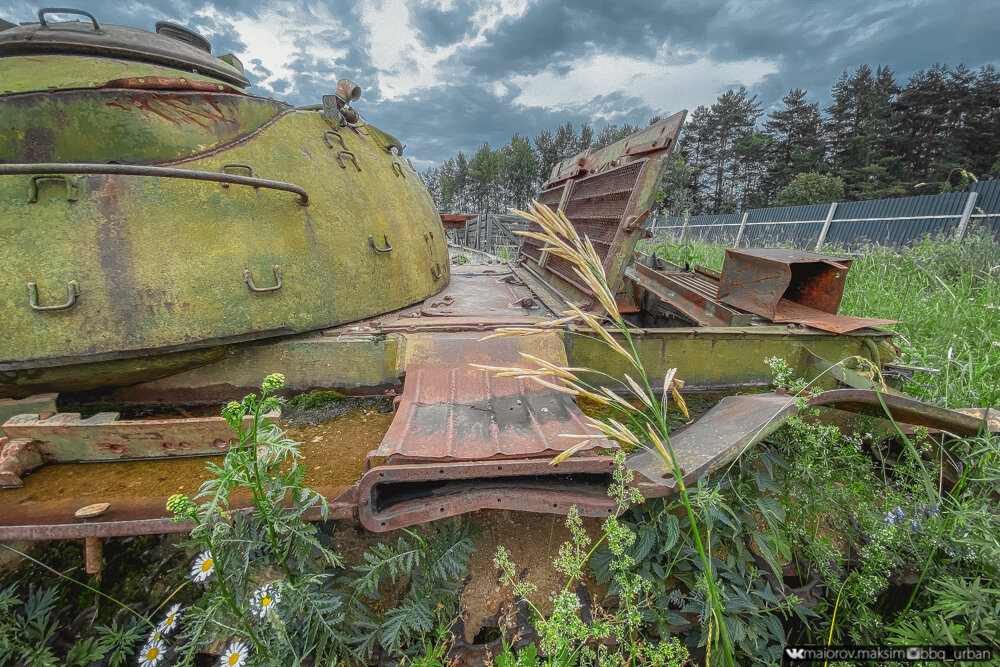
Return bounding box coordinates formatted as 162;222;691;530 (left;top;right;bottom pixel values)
0;9;448;397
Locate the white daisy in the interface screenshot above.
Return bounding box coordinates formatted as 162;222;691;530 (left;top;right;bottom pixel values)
146;626;163;645
219;640;250;667
138;638;167;666
248;583;281;618
190;551;214;582
159;603;182;634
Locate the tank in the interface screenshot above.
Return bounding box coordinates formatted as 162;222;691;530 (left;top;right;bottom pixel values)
10;9;984;553
0;8;449;398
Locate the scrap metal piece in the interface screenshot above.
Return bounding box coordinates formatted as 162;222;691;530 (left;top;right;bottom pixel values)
628;393;797;495
357;456;619;532
521;112;686;306
626;262;753;327
0;438;43;488
0;410;275;463
715;248;894;333
629;388;995;498
0;393;57;436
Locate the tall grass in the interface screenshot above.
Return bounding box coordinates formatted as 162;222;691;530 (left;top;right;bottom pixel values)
838;231;1000;408
644;231;1000;409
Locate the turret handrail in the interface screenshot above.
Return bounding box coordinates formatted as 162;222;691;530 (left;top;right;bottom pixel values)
0;163;309;205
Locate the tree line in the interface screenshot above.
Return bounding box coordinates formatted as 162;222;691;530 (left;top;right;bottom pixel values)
420;63;1000;216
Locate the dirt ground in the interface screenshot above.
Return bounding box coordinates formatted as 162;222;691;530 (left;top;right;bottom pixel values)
454;510;608;643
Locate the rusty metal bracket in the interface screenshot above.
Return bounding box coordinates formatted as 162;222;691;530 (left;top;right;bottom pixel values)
243;265;281;293
368;234;393;253
323;129;347;150
336;150;361;171
429;295;455;309
28;174;78;202
508;297;538;310
27;280;79;312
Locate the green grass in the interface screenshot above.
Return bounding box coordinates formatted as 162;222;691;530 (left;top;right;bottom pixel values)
643;230;1000;408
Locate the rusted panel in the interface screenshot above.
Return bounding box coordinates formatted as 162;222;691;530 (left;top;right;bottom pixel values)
1;411;275;462
372;363;614;462
771;300;896;334
418;269;550;318
357;456;619;532
626;263;753;327
716;248;894;333
628;393;798;496
521;113;685;305
717;248;852;318
0;393;58;434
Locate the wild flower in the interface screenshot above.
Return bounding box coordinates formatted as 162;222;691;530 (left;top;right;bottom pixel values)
146;626;164;645
190;551;214;583
260;373;285;394
159;603;182;634
138;638;167;666
219;640;250;666
166;494;198;522
248;583;281;619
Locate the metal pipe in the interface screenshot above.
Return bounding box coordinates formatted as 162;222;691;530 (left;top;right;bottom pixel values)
954;190;979;242
0;163;309;205
814;202;839;251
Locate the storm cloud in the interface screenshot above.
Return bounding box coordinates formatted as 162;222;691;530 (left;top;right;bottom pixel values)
4;0;999;168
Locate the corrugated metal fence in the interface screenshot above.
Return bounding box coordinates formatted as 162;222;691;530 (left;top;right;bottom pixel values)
649;179;1000;250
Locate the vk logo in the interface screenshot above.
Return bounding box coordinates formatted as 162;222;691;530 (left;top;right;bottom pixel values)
785;647;807;660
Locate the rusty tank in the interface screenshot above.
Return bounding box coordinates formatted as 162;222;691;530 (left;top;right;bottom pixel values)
5;8;992;560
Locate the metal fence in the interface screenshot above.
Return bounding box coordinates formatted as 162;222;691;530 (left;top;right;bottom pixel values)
648;179;1000;250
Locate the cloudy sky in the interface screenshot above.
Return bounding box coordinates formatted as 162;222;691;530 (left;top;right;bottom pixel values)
6;1;1000;168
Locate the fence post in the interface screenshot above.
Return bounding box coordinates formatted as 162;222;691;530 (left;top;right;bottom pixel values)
734;211;749;246
486;215;494;255
814;202;839;251
954;191;979;243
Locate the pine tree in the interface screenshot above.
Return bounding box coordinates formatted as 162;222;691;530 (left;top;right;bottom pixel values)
533;129;558;189
762;89;825;202
826;65;906;199
420;166;442;210
700;87;763;213
500;134;538;210
468;142;502;213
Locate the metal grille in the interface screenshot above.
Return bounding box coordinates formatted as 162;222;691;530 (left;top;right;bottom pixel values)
533;161;647;293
